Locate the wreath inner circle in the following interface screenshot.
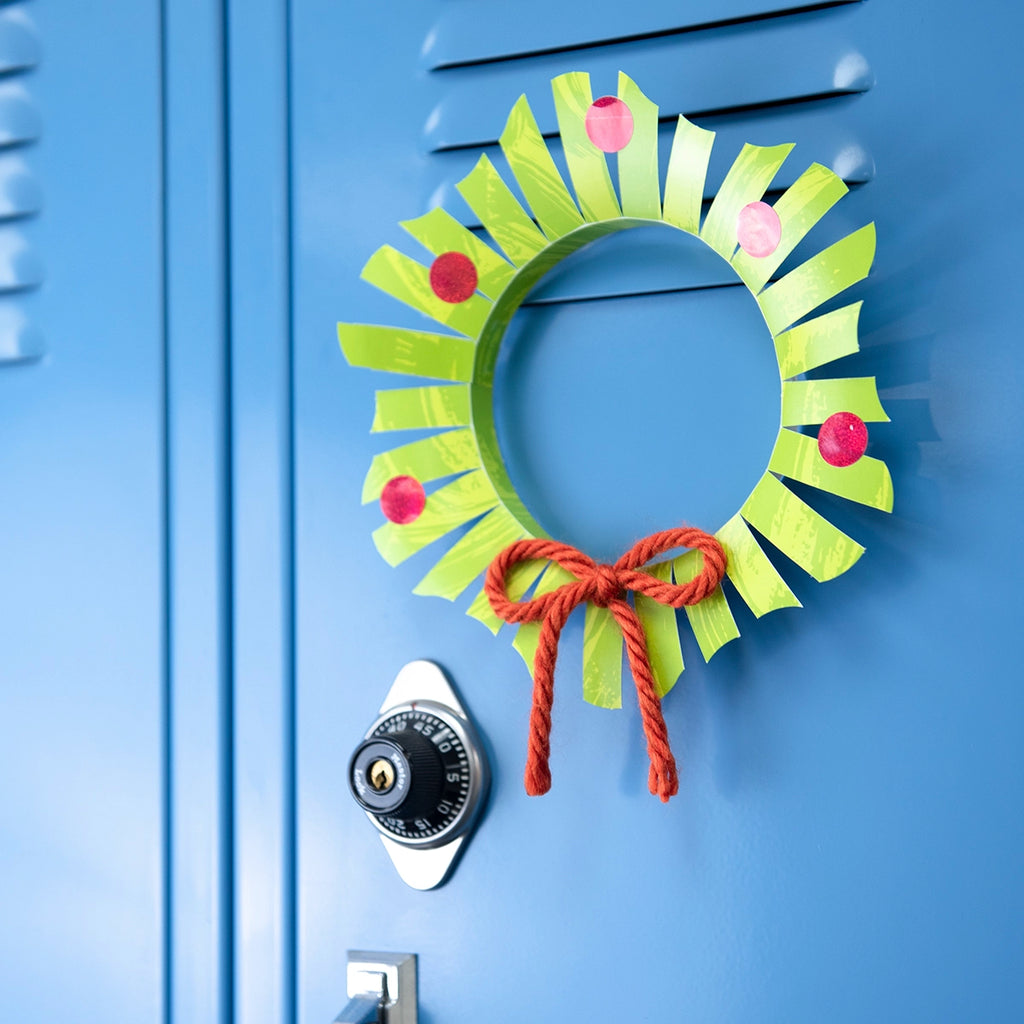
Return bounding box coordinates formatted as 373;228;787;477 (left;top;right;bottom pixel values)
478;218;783;548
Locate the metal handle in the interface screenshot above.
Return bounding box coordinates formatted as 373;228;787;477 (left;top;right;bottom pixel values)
333;951;417;1024
333;993;382;1024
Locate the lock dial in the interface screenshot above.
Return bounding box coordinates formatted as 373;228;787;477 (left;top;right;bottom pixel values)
350;704;475;844
348;661;490;889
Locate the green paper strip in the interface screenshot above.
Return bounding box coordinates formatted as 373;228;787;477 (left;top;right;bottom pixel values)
500;95;584;241
760;223;876;336
413;505;526;600
361;429;480;504
583;604;624;709
634;560;684;697
741;473;864;583
372;470;498;567
774;302;862;380
781;377;889;426
466;558;548;635
338;323;476;382
769;429;894;512
513;563;576;674
361;245;492;337
551;71;621;222
674;549;740;661
400;207;515;300
716;513;802;618
732;162;848;294
456;154;548;266
700;143;794;260
371;385;470;432
663;115;715;235
617;73;661;220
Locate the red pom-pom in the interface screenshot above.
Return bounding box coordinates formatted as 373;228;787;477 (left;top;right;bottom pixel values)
585;96;634;153
429;252;478;304
818;412;869;467
380;475;426;524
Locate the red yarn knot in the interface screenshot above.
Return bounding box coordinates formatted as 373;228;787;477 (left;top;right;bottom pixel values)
590;564;623;605
485;527;727;803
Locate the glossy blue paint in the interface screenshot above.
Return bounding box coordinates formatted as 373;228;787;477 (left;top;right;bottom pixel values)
423;9;873;151
290;2;1024;1022
226;1;296;1022
423;0;862;68
4;2;1024;1022
163;1;232;1022
0;2;166;1023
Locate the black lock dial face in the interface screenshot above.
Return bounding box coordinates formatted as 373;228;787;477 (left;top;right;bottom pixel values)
367;707;472;844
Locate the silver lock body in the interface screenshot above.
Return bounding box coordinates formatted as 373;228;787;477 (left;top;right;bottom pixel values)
349;661;490;889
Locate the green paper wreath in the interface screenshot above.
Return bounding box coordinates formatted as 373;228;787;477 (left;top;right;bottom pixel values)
338;71;892;710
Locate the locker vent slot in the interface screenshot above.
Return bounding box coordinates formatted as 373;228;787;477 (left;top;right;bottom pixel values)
424;0;861;69
0;2;42;363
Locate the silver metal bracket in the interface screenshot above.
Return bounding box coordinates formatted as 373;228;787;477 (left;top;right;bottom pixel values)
333;951;417;1024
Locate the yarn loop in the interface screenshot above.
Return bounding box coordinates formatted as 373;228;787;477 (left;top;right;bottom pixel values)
485;527;726;802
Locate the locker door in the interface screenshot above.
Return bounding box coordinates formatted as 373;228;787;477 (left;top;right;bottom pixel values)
291;1;1024;1020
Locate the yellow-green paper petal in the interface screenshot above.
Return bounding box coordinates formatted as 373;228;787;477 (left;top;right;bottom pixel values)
741;473;864;583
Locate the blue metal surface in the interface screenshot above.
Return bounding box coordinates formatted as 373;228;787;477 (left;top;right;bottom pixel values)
424;0;860;68
0;4;42;364
163;1;232;1022
423;8;872;151
0;2;165;1022
226;1;296;1022
289;1;1024;1021
4;1;1024;1021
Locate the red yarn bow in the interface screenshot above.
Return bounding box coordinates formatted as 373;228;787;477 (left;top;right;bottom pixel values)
485;528;727;803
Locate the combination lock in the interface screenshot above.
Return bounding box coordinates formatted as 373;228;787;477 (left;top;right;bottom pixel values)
348;661;490;890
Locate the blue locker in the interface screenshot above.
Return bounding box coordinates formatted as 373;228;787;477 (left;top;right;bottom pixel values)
288;2;1024;1021
3;2;1023;1022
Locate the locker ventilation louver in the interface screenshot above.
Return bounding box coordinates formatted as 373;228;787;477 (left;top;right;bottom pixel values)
0;1;42;364
421;0;872;304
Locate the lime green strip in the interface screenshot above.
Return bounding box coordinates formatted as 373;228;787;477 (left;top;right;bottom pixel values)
635;561;684;697
361;429;480;504
500;95;584;241
774;302;861;380
583;605;624;709
456;155;548;267
741;473;864;583
663;116;715;235
551;72;620;222
372;470;498;567
781;377;889;426
466;558;548;634
617;73;661;220
769;429;894;512
717;513;801;618
732;163;848;294
700;143;793;259
360;245;492;337
338;323;476;382
413;506;526;600
674;549;740;661
513;563;576;674
400;207;515;300
371;385;470;432
760;223;876;336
